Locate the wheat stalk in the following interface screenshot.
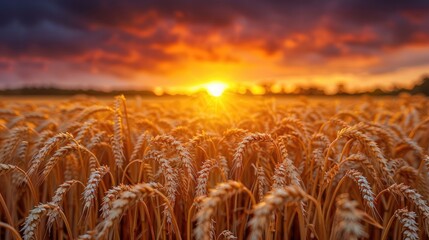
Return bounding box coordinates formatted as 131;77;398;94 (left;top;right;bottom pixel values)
196;158;216;198
0;126;28;163
232;133;273;175
112;96;125;169
100;184;131;218
331;194;368;240
388;183;429;236
27;132;73;178
194;181;254;240
218;230;237;239
395;208;419;240
22;203;72;240
253;164;268;202
130;131;151;160
0;163;16;175
152;135;194;181
345;170;376;210
39;143;82;183
248;185;307;240
337;127;392;184
273;136;302;189
47;180;81;228
93;182;167;239
83;166;110;213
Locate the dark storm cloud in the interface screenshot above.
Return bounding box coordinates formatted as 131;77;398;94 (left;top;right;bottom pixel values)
327;0;429;48
0;0;429;79
0;21;109;58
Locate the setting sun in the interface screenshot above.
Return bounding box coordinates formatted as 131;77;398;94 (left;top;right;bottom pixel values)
205;82;227;97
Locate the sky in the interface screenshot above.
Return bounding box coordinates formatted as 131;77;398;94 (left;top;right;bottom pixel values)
0;0;429;93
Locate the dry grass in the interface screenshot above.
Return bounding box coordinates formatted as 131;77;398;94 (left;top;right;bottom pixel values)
0;94;429;239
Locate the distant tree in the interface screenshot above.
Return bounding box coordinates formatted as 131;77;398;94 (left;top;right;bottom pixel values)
336;83;346;95
411;75;429;95
370;88;386;96
260;82;274;95
2;74;429;97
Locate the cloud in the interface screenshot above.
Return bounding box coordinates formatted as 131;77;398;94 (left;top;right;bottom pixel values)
0;0;429;88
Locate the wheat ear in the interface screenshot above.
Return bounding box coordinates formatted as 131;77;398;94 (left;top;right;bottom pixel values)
388;183;429;236
22;203;72;240
395;208;419;240
248;185;307;240
94;182;166;239
194;181;254;240
47;180;81;229
232;133;273;175
331;194;368;240
83;166;110;213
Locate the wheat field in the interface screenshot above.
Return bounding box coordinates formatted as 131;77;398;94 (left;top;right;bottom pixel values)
0;94;428;240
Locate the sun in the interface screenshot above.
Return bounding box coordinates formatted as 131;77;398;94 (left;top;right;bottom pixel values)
205;82;227;97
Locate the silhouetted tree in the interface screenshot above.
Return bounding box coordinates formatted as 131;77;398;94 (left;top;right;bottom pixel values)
411;75;429;95
2;74;429;96
336;83;346;95
260;82;274;95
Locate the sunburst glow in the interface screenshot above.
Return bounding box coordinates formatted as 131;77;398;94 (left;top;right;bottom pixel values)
205;82;227;97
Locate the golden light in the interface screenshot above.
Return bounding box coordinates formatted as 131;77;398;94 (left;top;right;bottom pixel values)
205;82;227;97
153;86;164;96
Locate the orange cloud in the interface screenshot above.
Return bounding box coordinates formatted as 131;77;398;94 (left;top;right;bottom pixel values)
0;0;429;91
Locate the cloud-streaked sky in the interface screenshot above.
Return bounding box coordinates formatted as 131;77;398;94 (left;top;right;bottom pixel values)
1;0;429;92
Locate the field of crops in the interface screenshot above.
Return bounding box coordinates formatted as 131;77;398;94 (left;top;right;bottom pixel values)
0;94;428;240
